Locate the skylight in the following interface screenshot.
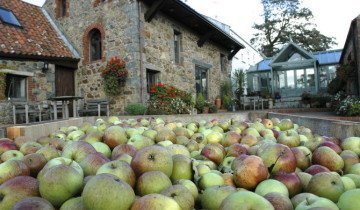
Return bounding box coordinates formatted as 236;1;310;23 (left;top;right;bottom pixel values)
0;7;21;27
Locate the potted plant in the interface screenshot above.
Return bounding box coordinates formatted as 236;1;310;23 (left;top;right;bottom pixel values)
215;96;221;109
101;56;128;95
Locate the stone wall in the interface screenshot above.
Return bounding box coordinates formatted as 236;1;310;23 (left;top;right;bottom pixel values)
0;60;55;102
0;101;12;124
43;0;232;114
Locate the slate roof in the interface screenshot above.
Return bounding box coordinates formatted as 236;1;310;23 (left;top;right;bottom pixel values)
249;49;342;72
0;0;74;60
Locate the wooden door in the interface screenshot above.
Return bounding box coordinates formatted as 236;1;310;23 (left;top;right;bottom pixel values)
55;66;75;117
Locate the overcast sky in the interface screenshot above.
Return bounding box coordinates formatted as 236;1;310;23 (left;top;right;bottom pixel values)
24;0;360;49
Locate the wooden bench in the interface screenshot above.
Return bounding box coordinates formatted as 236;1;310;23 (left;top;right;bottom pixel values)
12;101;51;124
78;99;110;117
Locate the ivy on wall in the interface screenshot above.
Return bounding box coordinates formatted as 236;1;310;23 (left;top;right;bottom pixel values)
0;73;6;101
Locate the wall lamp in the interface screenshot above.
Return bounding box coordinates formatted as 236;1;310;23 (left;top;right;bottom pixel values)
42;62;49;73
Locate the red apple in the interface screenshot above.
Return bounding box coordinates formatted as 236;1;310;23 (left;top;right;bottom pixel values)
305;164;331;175
111;144;137;160
201;144;225;165
79;152;110;176
291;147;311;171
0;139;17;155
273;172;302;197
226;143;249;157
221;131;241;147
232;155;269;190
22;153;47;177
318;141;342;154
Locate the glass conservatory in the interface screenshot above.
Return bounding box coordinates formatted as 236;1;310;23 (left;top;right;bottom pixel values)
247;42;341;98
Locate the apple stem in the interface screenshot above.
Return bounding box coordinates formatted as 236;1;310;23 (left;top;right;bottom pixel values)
305;197;309;205
268;152;283;173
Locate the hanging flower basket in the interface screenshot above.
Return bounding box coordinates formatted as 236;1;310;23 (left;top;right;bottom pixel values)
101;56;128;95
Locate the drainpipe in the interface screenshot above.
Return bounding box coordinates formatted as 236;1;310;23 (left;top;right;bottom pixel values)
137;0;145;103
352;20;359;95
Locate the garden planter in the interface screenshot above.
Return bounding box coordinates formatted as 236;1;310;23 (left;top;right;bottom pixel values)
203;106;209;114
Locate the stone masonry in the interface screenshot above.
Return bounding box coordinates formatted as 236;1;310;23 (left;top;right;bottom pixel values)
44;0;232;114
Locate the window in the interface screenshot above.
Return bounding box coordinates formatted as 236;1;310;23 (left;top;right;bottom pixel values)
296;69;305;88
286;70;295;89
278;71;286;89
306;68;315;88
220;54;226;72
253;75;259;91
89;29;102;62
60;0;67;17
174;30;181;64
0;7;21;27
195;66;208;99
5;74;26;100
146;69;159;93
319;67;327;88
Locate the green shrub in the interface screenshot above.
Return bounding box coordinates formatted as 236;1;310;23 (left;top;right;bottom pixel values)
208;104;218;113
222;95;232;110
125;103;147;115
195;93;206;113
328;77;344;95
335;96;360;116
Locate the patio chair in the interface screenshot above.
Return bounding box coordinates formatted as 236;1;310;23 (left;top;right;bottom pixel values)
12;101;40;124
240;96;252;110
78;99;110;117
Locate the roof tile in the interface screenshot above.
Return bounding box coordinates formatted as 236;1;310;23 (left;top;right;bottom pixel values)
0;0;74;59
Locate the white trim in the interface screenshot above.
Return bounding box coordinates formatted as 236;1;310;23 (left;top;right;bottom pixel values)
0;69;34;77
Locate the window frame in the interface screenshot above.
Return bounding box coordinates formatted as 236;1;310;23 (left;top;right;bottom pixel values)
146;69;160;93
5;74;27;101
0;7;22;28
174;30;182;65
195;65;209;99
89;29;102;62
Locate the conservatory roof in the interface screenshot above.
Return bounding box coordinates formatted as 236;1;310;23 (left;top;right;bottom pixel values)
248;49;342;72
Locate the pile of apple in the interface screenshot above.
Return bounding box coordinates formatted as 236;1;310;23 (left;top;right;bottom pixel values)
1;116;360;210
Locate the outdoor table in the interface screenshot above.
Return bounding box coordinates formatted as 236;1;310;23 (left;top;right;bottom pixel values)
48;96;84;120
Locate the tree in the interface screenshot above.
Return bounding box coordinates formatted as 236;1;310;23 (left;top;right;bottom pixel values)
233;69;246;108
251;0;337;57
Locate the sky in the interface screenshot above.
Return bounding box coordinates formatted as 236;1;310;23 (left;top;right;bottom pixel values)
23;0;360;49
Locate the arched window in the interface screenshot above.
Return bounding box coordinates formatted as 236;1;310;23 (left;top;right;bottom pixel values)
89;29;102;62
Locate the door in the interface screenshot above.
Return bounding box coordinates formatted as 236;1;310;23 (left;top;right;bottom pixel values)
55;66;75;116
195;66;208;99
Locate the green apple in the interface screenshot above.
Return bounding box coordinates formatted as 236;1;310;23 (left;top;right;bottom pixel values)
220;190;275;210
96;159;135;188
82;173;135;210
171;154;193;182
291;193;319;208
102;126;128;149
198;172;224;190
0;160;30;184
131;194;181;210
36;145;60;161
174;179;199;200
341;176;356;191
255;179;289;197
136;171;172;196
1;150;24;162
91;142;111;158
161;184;195;210
295;196;338;210
60;197;83;210
341;137;360;155
277;129;300;148
201;185;237;210
306;172;344;202
337;188;360;210
39;164;83;207
167;144;191;157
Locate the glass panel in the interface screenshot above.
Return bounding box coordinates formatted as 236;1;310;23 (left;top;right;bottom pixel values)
288;53;305;62
195;67;208;98
296;69;305;88
328;66;336;81
319;67;327;88
61;0;67;17
306;68;315;87
0;7;21;27
286;70;295;89
174;31;181;64
147;70;159;93
279;71;285;89
253;75;259;91
5;75;26;100
90;29;102;61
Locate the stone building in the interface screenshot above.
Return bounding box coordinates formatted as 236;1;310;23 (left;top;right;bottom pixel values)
43;0;244;113
340;15;360;96
0;0;79;124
